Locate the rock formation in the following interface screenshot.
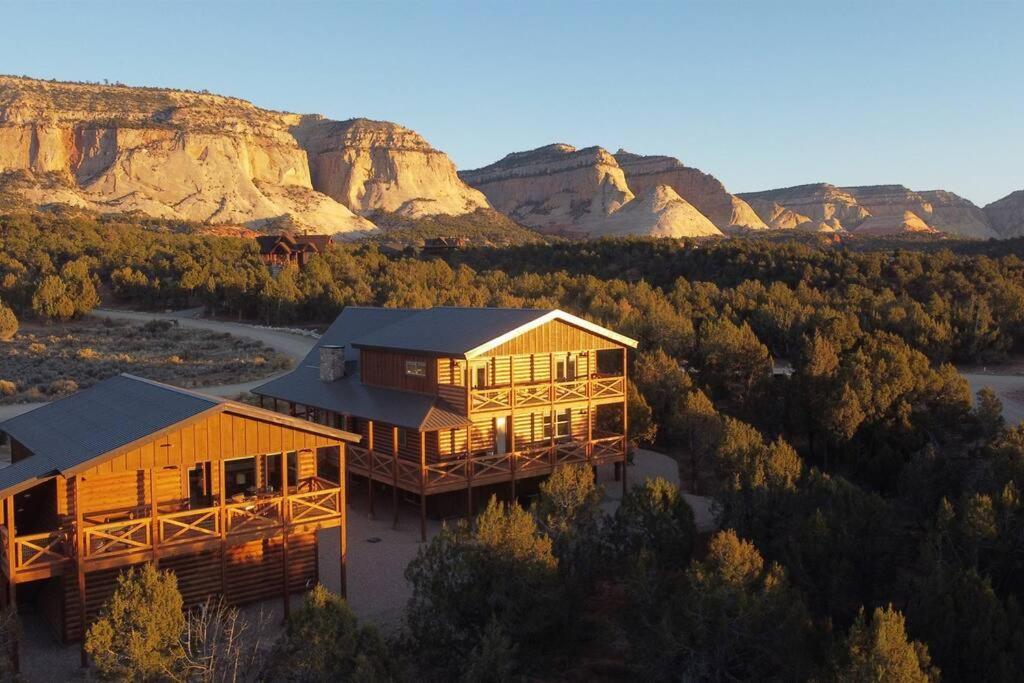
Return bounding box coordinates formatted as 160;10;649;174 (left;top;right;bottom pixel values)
595;185;723;238
984;190;1024;238
0;76;491;237
851;210;938;236
740;182;998;238
460;144;634;234
461;144;728;238
739;184;869;231
613;150;766;231
289;116;489;218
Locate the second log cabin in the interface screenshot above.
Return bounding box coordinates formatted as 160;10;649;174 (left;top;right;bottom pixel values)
0;374;358;656
253;307;638;539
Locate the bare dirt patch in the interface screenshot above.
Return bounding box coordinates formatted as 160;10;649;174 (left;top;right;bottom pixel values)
0;318;291;403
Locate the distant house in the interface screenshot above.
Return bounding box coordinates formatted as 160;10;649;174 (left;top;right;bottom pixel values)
0;374;357;657
422;236;468;257
254;307;637;540
256;233;333;269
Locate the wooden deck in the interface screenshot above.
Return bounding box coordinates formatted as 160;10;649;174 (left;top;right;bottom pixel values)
0;476;342;582
347;434;626;495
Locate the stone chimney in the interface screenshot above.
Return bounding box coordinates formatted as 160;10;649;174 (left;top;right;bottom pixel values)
319;345;346;381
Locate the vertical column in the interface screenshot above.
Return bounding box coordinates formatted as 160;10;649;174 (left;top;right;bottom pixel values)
466;425;473;519
4;497;17;673
419;432;427;542
509;356;517;502
622;347;629;496
73;477;87;668
392;427;400;529
218;459;227;600
367;421;375;520
149;469;159;568
281;448;290;620
339;442;347;598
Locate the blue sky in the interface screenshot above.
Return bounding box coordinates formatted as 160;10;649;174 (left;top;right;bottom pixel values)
2;1;1021;205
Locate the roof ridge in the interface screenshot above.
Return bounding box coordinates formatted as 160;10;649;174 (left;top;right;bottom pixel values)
117;373;224;404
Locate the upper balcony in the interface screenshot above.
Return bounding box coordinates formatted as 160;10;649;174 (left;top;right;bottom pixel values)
469;374;625;413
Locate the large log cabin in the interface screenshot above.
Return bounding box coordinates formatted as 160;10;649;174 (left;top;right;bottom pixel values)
254;307;638;539
0;374;357;664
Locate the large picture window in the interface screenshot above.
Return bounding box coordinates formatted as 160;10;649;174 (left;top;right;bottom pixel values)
543;409;571;440
405;360;427;377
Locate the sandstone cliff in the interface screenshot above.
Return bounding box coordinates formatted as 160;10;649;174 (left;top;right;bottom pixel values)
595;185;723;238
740;183;997;238
739;184;869;231
0;76;491;237
984;190;1024;238
459;144;635;235
460;144;729;239
613;150;766;231
289;116;489;218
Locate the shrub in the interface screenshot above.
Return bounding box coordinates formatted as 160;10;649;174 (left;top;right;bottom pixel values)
31;275;75;322
0;301;17;341
0;380;15;397
265;584;396;681
85;563;185;680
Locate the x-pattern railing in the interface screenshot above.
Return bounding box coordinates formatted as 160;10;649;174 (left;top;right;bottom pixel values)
225;499;282;534
84;518;152;558
591;376;625;398
159;509;219;546
289;489;341;524
471;387;512;411
15;530;68;569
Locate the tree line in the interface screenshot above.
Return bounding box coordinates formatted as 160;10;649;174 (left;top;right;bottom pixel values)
4;209;1024;678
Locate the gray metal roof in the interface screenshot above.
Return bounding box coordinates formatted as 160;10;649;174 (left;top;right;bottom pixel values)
253;363;471;431
0;374;220;474
302;307;419;365
0;374;359;498
349;307;550;356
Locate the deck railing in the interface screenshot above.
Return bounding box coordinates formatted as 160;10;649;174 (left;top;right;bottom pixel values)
0;477;343;578
469;374;625;412
350;434;627;495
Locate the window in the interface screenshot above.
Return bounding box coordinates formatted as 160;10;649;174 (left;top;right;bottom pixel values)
543;409;571;440
556;354;577;381
405;360;427;377
397;428;408;449
474;365;488;388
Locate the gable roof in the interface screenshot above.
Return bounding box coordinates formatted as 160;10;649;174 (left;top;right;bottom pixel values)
349;307;638;357
0;374;358;498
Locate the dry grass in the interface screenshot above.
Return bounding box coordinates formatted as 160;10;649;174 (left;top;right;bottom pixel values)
0;318;291;403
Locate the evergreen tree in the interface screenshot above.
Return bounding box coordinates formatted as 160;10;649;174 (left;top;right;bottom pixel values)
837;605;938;683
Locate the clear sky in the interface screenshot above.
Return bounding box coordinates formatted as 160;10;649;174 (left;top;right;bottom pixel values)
2;1;1021;205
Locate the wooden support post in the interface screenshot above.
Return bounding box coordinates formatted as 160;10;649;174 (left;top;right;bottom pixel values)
273;398;278;412
149;469;159;568
392;427;400;529
258;395;265;408
466;425;473;519
218;459;227;600
622;347;629;497
288;402;296;417
419;432;427;542
73;477;87;668
4;497;17;674
281;449;290;620
339;442;347;598
367;421;375;520
509;357;516;502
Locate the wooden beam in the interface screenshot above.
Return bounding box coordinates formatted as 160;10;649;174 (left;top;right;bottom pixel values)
339;442;347;598
149;469;160;568
281;448;290;620
218;459;227;601
4;497;17;674
392;427;399;529
419;432;427;542
466;425;473;519
622;346;629;497
367;421;375;520
73;477;87;668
